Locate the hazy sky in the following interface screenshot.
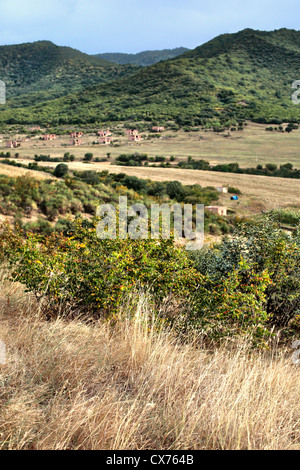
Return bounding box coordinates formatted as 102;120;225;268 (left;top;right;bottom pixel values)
0;0;299;54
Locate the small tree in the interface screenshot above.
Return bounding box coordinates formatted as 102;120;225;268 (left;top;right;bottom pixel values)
266;163;277;172
166;181;184;201
83;153;93;162
54;164;68;178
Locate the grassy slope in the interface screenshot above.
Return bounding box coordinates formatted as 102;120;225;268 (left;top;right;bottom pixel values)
0;162;54;180
2;28;300;124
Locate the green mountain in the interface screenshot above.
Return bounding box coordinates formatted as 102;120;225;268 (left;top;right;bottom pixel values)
1;29;300;126
94;48;189;66
0;40;138;106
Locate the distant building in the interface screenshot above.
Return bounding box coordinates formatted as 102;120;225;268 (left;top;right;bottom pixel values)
70;138;83;146
206;206;227;216
126;129;142;141
98;130;111;137
70;131;83;138
129;134;142;142
152;126;165;132
6;141;21;148
126;129;139;136
99;136;111;144
216;186;228;193
42;134;56;140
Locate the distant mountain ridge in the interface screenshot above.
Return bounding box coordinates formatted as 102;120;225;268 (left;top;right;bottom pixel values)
1;29;300;126
94;48;189;66
0;40;138;106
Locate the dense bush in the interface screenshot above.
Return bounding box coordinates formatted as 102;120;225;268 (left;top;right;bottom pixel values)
190;216;300;335
115;153;148;166
228;187;242;195
54;164;68;178
0;219;200;318
34;154;62;163
0;208;298;350
0;174;125;222
0;172;235;236
1;213;299;346
269;208;300;226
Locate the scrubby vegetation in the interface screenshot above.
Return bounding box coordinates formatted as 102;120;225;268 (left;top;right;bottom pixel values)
0;173;145;227
0;171;236;236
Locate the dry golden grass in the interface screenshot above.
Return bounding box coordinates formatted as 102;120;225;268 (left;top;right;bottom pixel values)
0;163;53;180
0;273;299;450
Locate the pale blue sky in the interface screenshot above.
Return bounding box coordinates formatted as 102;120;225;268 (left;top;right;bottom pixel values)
0;0;299;54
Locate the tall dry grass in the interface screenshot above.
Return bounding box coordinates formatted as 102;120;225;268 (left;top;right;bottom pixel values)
0;271;299;450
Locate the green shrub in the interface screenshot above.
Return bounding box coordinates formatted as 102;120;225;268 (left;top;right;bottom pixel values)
54;164;68;178
24;218;53;235
83;153;93;162
0;219;200;318
190;216;300;332
228;187;242;195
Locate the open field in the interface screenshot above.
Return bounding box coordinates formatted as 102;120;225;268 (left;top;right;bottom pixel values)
2;122;300;168
0;275;299;450
15;159;300;216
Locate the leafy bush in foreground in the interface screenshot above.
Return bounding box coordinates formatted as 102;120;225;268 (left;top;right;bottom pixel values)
1;214;299;346
0;219;199;318
190;216;300;334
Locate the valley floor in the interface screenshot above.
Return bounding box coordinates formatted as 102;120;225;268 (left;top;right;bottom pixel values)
2;121;300;216
3;122;300;169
